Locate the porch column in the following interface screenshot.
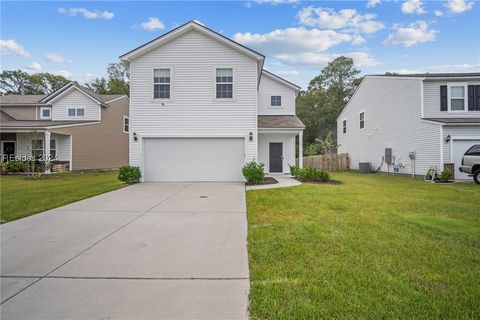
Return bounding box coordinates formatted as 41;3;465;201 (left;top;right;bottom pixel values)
44;131;51;173
299;130;303;168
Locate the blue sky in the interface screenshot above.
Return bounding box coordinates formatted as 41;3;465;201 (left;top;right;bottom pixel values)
1;0;479;89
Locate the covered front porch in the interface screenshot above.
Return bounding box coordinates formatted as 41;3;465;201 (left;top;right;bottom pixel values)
1;130;72;173
257;115;305;174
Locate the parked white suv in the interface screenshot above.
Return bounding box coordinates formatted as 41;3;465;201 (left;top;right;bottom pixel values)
459;144;480;184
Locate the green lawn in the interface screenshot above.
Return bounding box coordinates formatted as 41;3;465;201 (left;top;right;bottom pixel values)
0;171;124;223
247;172;480;319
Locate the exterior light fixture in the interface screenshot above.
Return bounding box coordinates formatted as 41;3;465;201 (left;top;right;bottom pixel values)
445;134;451;143
249;132;253;142
133;132;138;142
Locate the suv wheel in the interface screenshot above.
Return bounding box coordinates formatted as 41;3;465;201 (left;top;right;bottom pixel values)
474;170;480;184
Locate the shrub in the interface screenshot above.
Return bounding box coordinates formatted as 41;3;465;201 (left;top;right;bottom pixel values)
289;164;300;177
242;161;265;184
297;167;331;182
439;169;453;182
2;160;24;173
118;165;142;184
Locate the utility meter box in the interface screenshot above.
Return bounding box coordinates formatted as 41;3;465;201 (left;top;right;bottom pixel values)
385;148;393;164
409;151;416;160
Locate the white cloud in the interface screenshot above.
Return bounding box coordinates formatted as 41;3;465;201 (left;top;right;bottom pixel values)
401;0;426;14
445;0;474;13
44;53;65;63
274;51;380;68
234;27;362;54
384;21;438;47
297;6;384;34
428;63;480;71
366;0;381;8
434;10;444;16
53;70;72;78
140;17;165;31
25;62;42;71
58;7;114;20
276;70;300;77
0;39;31;57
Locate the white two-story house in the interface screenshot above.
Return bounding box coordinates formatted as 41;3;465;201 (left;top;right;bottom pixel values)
337;73;480;179
120;21;304;182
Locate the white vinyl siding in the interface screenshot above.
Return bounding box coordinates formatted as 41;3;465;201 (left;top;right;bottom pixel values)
129;29;258;167
258;132;296;173
51;88;101;121
423;79;480;118
337;77;441;176
258;73;296;115
442;125;480;163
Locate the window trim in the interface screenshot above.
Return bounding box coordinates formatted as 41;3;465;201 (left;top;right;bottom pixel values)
123;116;129;133
214;66;235;101
270;95;282;107
152;67;173;101
342;119;347;134
31;139;57;160
40;107;51;119
359;110;365;130
67;107;86;118
447;82;468;113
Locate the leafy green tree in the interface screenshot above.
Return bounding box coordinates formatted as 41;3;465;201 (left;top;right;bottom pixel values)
106;62;129;95
84;77;109;94
29;73;70;94
0;70;39;95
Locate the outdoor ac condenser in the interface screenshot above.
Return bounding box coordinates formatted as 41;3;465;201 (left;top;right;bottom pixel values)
385;148;393;164
359;162;371;174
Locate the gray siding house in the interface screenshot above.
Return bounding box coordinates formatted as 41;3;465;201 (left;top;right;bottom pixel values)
337;73;480;179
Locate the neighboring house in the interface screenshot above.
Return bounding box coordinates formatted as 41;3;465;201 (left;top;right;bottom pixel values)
337;73;480;180
0;82;129;171
120;21;304;182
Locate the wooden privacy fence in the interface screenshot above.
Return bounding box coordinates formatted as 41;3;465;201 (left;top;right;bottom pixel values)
296;153;350;172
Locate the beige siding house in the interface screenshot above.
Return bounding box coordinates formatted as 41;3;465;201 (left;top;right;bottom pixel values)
0;82;129;171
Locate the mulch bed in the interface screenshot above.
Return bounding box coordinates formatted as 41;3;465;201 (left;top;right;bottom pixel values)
293;177;343;185
246;176;279;186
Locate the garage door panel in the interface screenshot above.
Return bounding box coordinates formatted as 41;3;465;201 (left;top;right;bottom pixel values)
144;138;245;181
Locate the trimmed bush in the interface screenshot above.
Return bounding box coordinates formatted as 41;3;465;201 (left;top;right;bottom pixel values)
439;169;453;182
118;165;142;184
2;160;24;173
297;167;331;182
289;164;300;177
242;161;265;184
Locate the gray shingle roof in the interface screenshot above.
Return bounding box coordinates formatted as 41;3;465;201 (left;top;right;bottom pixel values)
0;95;48;105
0;119;99;128
424;118;480;124
258;115;305;129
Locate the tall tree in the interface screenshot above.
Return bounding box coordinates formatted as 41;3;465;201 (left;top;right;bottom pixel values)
29;73;70;94
0;70;39;95
84;77;109;94
106;62;129;95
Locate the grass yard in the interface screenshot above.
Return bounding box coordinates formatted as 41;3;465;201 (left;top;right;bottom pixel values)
247;172;480;319
0;171;124;223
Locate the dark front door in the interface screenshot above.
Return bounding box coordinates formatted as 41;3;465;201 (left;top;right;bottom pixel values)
269;142;283;173
2;142;15;162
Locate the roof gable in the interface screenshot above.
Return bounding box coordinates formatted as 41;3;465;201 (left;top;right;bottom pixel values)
261;70;301;91
120;21;265;62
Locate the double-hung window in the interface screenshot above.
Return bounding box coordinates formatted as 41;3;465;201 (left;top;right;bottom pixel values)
342;119;347;134
40;107;51;119
31;140;56;160
68;108;85;117
271;96;281;106
216;68;233;99
449;84;466;111
359;112;365;129
154;69;170;99
123;116;129;133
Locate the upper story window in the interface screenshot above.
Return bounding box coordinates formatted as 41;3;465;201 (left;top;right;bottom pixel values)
123;116;129;133
40;107;51;119
271;96;281;106
449;84;466;111
359;111;365;129
68;107;85;117
216;68;233;99
154;69;170;99
342;119;347;134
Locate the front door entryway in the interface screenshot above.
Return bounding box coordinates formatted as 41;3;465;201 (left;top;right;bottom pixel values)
269;142;283;173
2;141;16;161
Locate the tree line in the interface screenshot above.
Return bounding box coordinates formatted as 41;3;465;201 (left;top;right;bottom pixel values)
1;56;360;156
0;62;129;96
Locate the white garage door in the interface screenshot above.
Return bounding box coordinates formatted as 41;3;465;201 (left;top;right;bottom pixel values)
452;139;480;180
143;138;245;181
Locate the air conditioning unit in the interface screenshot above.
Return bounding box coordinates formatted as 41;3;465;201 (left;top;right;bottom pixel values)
359;162;371;174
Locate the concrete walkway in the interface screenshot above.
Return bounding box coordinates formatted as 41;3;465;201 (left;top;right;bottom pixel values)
246;174;302;190
1;182;249;320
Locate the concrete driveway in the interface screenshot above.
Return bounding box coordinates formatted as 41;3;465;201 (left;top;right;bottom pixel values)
0;182;249;320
